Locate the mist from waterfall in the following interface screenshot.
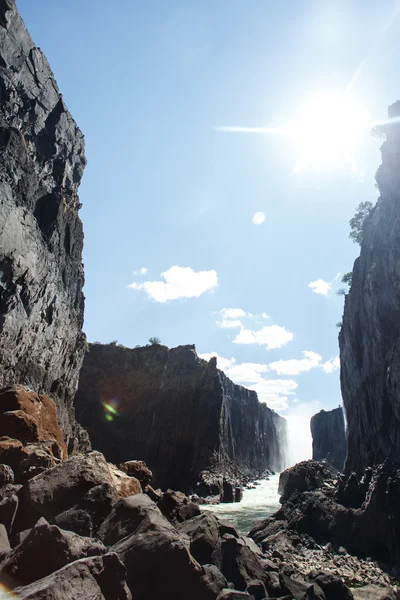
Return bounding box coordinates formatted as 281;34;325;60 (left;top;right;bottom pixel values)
282;401;322;468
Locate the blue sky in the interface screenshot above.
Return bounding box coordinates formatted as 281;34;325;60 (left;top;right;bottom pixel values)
18;0;400;456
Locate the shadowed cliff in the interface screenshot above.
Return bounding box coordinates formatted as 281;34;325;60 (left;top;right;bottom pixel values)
340;101;400;474
75;343;288;492
310;407;346;471
0;0;88;451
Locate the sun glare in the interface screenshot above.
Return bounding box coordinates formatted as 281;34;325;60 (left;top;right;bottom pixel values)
290;93;370;173
215;91;371;175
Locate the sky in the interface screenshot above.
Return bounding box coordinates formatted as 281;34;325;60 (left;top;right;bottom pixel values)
18;0;400;460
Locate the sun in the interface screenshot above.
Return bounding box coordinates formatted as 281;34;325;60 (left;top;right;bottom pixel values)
289;93;370;173
215;91;371;175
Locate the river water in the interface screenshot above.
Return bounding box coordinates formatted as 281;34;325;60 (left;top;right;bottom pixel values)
201;474;281;535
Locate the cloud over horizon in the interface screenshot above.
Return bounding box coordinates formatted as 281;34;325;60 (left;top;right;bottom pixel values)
129;266;218;303
215;308;293;350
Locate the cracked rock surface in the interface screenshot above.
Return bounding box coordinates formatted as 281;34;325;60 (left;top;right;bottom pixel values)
0;1;88;451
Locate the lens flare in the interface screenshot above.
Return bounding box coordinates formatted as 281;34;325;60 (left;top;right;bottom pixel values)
102;398;121;423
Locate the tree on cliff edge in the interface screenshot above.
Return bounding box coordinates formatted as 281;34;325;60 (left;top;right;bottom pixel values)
349;201;373;245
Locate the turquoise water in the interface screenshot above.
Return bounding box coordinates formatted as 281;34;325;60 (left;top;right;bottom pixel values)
201;474;281;535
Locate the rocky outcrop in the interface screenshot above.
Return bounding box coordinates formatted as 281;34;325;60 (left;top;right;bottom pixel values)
0;0;87;451
310;408;347;471
255;460;400;568
339;101;400;474
75;343;288;493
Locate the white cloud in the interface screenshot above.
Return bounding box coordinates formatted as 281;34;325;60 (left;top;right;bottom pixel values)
269;351;322;375
220;308;247;319
217;319;243;329
199;351;236;373
262;312;269;319
199;351;296;411
234;325;294;350
252;212;265;225
249;378;298;411
129;266;218;303
308;279;332;295
322;356;340;373
132;267;148;276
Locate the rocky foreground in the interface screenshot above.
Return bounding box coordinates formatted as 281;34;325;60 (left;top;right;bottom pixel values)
0;386;396;599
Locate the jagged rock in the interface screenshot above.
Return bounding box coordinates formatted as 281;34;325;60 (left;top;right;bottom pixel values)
119;460;152;486
158;488;201;523
0;438;29;473
0;464;14;485
200;564;228;598
0;524;10;561
108;495;221;599
51;508;93;538
18;444;60;484
351;586;397;600
0;0;89;452
255;461;400;568
0;388;67;458
307;571;354;600
13;553;131;599
0;492;18;534
75;343;288;493
339;100;400;474
310;408;347;472
178;513;221;566
280;571;325;600
278;460;334;502
97;494;159;547
216;591;254;599
0;517;105;588
23;451;140;521
246;579;267;600
220;534;266;592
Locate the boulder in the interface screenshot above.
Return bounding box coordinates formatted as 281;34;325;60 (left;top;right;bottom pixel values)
200;564;228;598
23;452;140;520
0;438;29;473
216;591;254;599
0;524;10;560
18;444;60;484
0;464;14;485
51;508;94;538
158;488;200;523
13;553;131;600
307;570;354;600
278;460;334;502
119;460;152;486
178;513;221;566
0;517;106;587
220;534;266;592
0;493;18;535
0;388;67;458
246;579;267;600
351;586;397;600
280;571;325;600
106;494;220;599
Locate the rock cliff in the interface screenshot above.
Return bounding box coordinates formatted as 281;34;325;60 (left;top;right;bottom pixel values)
340;101;400;474
75;343;288;492
310;407;346;471
0;1;87;450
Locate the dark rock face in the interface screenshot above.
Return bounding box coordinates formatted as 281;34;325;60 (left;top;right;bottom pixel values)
75;343;288;493
259;459;400;567
310;408;347;471
339;101;400;474
0;0;87;451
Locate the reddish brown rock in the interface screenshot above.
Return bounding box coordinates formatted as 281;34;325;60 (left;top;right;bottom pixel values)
119;460;152;486
0;438;29;473
0;388;67;459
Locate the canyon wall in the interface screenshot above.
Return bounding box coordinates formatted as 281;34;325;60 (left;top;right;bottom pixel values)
0;1;88;451
75;343;288;492
310;407;346;471
340;101;400;473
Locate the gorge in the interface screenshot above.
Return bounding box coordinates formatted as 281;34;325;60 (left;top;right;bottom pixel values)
0;0;399;598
